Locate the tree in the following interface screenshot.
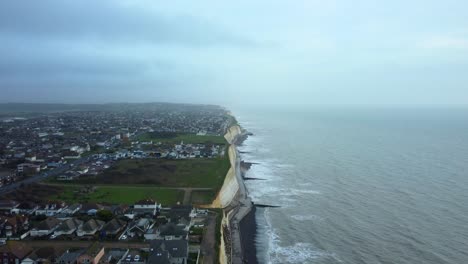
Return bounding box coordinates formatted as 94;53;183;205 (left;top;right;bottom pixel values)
96;210;114;222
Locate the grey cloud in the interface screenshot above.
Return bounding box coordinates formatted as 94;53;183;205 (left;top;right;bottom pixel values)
0;53;150;77
0;0;253;47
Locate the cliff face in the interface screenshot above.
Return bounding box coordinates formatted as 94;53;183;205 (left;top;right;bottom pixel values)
212;124;245;264
211;125;242;208
224;125;242;145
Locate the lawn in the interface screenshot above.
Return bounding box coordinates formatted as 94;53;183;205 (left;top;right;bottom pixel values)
191;190;217;205
137;132;227;145
73;156;231;190
49;185;184;205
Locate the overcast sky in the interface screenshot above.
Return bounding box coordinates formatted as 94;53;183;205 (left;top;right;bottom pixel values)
1;0;467;107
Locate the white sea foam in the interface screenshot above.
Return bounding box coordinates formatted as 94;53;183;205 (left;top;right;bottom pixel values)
278;197;297;204
290;214;323;222
239;123;333;263
270;243;335;263
246;185;321;204
247;163;278;181
264;209;338;264
289;189;322;195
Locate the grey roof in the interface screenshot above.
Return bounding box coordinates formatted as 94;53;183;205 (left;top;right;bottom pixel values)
56;218;83;232
0;200;19;209
66;204;82;211
102;218;126;233
150;240;188;259
137;218;151;227
159;223;187;237
82;219;105;232
106;249;127;261
36;217;61;230
58;251;83;263
169;205;192;219
148;248;170;264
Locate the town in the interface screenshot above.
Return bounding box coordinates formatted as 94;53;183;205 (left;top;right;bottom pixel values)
0;103;235;264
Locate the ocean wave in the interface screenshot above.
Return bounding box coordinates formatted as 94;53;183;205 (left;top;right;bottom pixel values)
278;197;297;204
270;243;337;264
290;214;323;222
289;189;322;195
246;163;279;181
264;209;338;264
246;185;321;204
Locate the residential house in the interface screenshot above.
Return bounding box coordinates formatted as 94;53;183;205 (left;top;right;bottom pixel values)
100;249;128;264
17;163;40;175
0;200;19;213
101;219;127;238
54;218;83;237
133;199;159;216
124;218;153;238
121;250;145;264
13;202;39;215
0;171;16;187
79;203;103;216
57;250;83;264
0;241;33;264
76;219;105;237
75;165;89;175
169;206;192;227
61;204;82;216
62;151;81;159
30;217;61;237
148;240;188;264
23;247;60;264
35;202;67;216
0;215;29;238
20;257;35;264
156;223;188;241
76;243;105;264
104;204;129;216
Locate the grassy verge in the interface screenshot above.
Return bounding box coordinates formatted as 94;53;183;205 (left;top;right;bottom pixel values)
191;190;217;205
137;132;226;145
70;156;231;190
48;185;184;205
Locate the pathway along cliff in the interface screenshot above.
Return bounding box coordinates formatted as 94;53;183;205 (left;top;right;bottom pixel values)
211;124;253;264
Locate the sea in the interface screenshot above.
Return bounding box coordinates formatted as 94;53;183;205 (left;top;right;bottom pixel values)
232;106;468;264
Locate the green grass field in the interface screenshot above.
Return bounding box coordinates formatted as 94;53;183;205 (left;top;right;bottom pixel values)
50;185;184;205
73;156;231;190
137;132;227;145
191;190;217;205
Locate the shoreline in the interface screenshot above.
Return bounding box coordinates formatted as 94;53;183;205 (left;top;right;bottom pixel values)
215;122;257;264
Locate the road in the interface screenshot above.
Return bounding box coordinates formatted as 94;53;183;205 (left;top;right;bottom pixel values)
22;240;149;249
200;213;217;264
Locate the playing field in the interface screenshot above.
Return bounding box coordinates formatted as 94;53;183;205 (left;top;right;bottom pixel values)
137;132;227;145
50;185;184;205
73;156;230;190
